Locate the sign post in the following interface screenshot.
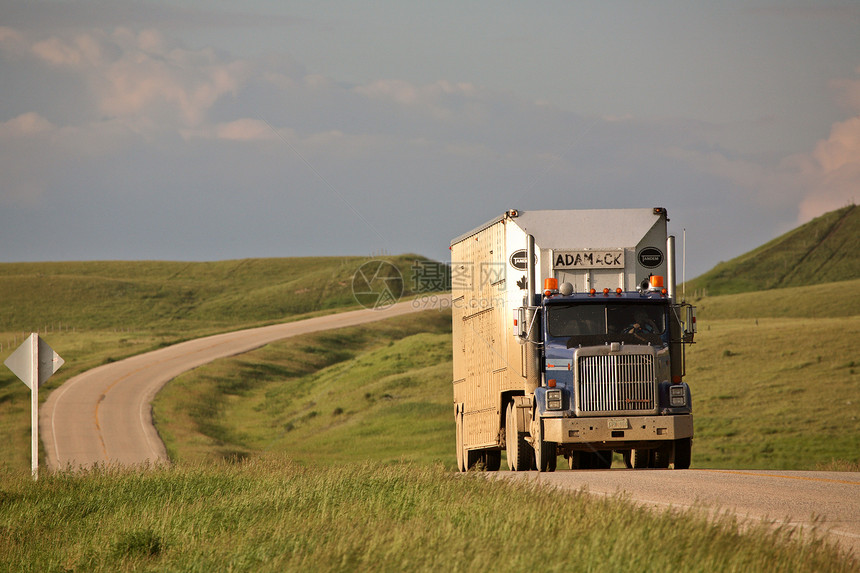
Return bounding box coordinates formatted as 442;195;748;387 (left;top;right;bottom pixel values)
4;334;64;479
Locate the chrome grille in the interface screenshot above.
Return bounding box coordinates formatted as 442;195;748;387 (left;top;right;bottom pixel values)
577;354;655;413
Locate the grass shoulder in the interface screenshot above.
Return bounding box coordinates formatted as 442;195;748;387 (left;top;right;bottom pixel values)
0;460;854;572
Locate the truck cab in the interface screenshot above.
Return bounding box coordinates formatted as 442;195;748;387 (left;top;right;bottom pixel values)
522;281;696;471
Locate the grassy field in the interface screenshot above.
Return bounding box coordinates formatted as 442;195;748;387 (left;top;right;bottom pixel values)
687;316;859;469
686;279;860;469
0;460;854;572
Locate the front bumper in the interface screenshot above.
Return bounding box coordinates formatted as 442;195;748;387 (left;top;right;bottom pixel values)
543;414;693;445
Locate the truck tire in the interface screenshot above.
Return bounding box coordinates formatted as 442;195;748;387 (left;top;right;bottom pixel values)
653;443;672;469
465;448;481;470
506;402;533;471
457;410;482;471
455;410;465;472
534;419;557;473
674;437;692;470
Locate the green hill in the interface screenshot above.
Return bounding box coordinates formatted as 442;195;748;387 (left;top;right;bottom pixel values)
685;204;859;296
0;255;431;333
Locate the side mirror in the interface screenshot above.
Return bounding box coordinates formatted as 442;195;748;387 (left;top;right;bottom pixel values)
514;307;528;341
513;306;539;344
684;305;697;342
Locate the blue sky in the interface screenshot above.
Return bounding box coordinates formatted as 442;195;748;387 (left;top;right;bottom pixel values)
1;1;858;278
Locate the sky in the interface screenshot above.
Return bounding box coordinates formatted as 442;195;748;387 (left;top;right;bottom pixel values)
1;1;858;279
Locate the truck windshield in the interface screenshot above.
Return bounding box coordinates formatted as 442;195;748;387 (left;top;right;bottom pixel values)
547;303;666;347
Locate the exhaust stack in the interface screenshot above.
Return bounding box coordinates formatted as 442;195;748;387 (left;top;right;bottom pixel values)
667;235;676;303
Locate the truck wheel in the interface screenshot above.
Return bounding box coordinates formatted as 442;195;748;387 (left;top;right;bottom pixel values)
465;448;481;471
505;402;532;471
455;410;465;472
653;444;672;469
534;419;557;473
673;437;692;470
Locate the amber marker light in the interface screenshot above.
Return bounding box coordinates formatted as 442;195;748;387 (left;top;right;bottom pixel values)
547;379;557;387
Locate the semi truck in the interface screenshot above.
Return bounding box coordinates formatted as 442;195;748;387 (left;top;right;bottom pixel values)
451;208;697;472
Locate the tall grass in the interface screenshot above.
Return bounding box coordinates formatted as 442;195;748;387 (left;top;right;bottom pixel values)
0;459;854;572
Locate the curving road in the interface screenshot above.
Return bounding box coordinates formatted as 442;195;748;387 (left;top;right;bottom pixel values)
41;296;448;471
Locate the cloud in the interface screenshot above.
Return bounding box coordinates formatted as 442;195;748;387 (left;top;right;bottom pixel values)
0;112;54;137
214;118;276;141
31;33;107;67
354;79;485;122
4;27;250;128
98;30;249;126
795;116;860;220
793;69;860;220
0;26;28;56
180;118;277;142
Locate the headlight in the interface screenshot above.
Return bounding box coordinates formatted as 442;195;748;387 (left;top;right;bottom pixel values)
546;389;563;410
670;385;686;407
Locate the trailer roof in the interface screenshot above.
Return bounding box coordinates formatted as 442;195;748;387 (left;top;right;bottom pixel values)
516;209;664;249
450;208;666;247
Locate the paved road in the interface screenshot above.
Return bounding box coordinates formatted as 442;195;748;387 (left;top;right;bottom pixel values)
498;468;860;557
41;296;448;471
